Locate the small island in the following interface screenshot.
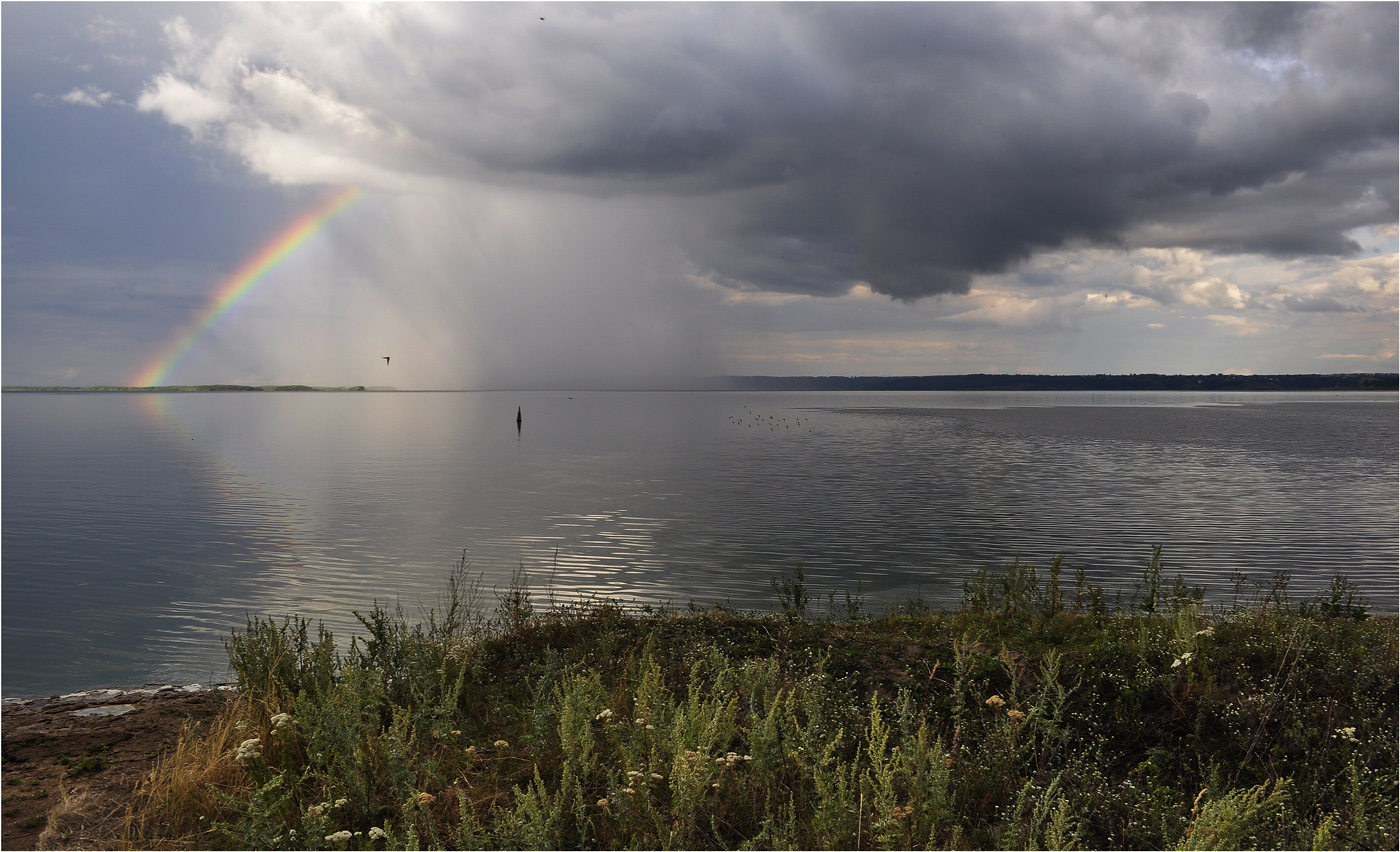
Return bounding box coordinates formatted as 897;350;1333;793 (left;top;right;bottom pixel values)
2;385;369;393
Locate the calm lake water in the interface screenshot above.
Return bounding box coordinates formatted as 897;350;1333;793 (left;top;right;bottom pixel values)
3;390;1396;697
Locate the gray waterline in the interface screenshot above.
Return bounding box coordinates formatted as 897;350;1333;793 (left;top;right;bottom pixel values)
3;389;1396;698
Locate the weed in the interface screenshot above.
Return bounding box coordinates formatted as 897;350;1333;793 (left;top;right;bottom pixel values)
770;565;809;620
124;553;1396;851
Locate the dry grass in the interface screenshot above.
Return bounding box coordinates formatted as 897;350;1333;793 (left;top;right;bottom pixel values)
123;696;260;848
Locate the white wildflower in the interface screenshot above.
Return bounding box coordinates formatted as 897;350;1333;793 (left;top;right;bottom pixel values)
1334;726;1360;743
596;708;614;721
369;826;387;841
270;712;294;730
235;738;262;764
325;830;353;843
334;797;348;808
493;739;509;748
650;772;664;781
985;695;1006;709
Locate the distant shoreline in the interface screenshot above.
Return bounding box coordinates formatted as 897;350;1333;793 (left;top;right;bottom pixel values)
720;372;1399;392
3;373;1396;393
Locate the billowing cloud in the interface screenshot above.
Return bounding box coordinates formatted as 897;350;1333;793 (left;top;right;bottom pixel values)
1126;248;1249;309
130;3;1396;301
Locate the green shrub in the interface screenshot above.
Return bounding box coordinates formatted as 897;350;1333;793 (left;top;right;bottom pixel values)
132;553;1396;850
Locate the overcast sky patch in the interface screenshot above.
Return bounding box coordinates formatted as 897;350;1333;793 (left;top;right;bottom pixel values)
2;3;1395;386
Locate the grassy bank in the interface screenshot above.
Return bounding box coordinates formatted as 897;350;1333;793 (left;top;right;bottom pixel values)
107;552;1395;850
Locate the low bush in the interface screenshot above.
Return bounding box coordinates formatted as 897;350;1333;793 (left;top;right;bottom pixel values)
128;551;1397;850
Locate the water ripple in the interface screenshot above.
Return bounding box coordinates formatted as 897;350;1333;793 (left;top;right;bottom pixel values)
3;390;1395;696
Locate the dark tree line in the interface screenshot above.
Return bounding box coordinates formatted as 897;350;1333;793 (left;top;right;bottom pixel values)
724;373;1399;392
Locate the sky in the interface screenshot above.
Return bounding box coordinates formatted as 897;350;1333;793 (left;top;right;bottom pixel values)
2;2;1396;389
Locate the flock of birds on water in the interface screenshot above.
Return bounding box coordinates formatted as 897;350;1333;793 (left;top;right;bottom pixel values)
728;405;812;432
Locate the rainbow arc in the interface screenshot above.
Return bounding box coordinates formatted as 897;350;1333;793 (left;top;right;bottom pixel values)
131;186;363;387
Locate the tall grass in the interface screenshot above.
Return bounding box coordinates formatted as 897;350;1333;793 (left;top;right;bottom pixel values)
120;551;1397;850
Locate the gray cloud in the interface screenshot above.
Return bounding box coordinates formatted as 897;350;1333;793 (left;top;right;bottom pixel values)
1279;295;1363;314
65;3;1400;304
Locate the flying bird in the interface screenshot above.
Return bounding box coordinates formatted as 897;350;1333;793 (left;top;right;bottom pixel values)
383;356;390;364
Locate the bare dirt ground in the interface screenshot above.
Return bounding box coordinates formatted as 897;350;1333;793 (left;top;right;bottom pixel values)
2;687;232;850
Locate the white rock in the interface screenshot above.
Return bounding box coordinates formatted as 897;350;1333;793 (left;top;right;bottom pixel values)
72;704;137;717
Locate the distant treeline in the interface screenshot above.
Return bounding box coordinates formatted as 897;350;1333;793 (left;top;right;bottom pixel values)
721;372;1399;392
2;384;368;393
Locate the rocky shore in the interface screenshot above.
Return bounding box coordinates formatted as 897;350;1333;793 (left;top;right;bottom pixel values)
2;685;235;849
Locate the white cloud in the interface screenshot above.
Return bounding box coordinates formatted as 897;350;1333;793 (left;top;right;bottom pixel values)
938;289;1098;330
137;74;229;128
132;10;432;191
60;86;117;108
1329;253;1398;297
1204;314;1269;336
1126;248;1250;309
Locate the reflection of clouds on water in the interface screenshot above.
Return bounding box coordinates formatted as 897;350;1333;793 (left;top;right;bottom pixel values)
134;393;512;667
4;390;1396;696
131;393;323;685
4;393;321;693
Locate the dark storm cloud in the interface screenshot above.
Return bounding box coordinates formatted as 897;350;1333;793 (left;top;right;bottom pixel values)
127;3;1400;300
400;3;1396;300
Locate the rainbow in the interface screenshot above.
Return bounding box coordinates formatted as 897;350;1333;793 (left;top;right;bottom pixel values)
131;186;364;387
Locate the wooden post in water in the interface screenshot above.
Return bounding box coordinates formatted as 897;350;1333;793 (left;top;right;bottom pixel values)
517;406;522;432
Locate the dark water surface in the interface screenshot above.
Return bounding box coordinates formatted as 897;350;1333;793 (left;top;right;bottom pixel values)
3;390;1396;696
